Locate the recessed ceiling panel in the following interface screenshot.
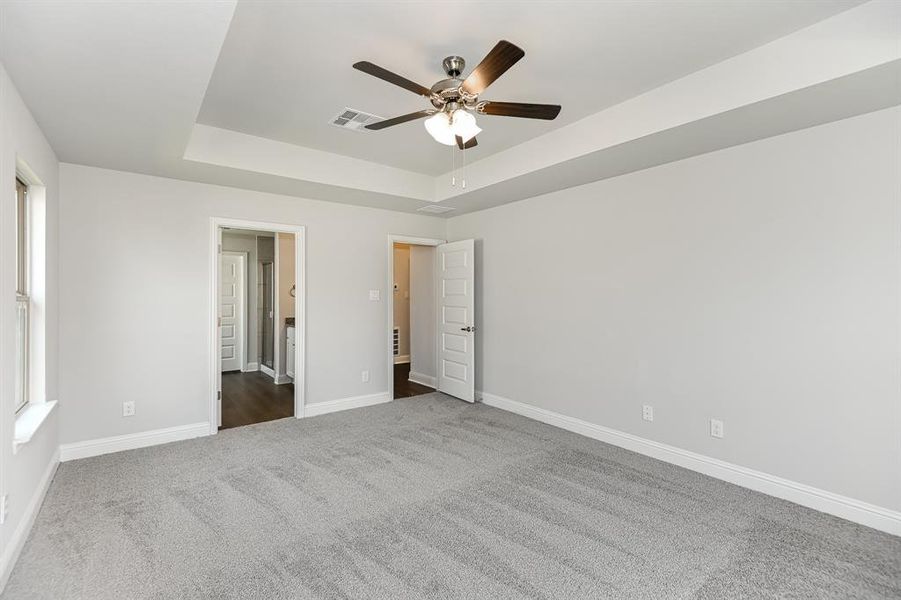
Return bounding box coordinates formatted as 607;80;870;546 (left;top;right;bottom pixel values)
197;0;863;175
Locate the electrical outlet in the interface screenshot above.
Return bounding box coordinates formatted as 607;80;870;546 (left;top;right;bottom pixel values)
123;400;136;417
369;290;380;301
642;405;654;422
361;370;370;383
710;418;724;439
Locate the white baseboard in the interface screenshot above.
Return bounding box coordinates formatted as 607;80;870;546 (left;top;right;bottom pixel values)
274;374;292;385
0;447;59;592
243;362;259;372
393;355;410;365
59;422;210;462
480;392;901;536
304;392;391;418
408;371;436;388
259;364;275;378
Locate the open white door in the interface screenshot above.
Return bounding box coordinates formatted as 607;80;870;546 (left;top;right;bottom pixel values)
437;239;475;402
220;252;245;373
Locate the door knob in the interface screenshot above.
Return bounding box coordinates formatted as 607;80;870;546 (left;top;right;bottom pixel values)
460;326;475;332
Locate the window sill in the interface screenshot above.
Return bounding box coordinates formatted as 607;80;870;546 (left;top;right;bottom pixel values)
13;400;57;454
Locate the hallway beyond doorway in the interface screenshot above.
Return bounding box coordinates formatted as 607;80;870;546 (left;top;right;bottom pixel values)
393;363;434;399
221;371;293;429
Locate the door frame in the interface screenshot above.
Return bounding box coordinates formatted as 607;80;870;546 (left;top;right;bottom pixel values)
220;250;248;373
387;235;445;400
210;218;306;434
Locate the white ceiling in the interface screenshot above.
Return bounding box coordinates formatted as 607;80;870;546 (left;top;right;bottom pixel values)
197;0;864;175
1;0;894;217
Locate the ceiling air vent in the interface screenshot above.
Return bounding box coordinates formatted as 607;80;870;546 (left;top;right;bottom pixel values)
329;107;382;131
417;204;456;215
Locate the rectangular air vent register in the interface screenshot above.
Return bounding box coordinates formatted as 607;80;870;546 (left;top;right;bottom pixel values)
329;108;383;131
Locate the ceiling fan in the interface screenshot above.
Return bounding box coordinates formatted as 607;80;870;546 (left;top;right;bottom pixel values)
352;40;561;150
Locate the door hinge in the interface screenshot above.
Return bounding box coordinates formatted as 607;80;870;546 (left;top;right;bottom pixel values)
217;391;221;400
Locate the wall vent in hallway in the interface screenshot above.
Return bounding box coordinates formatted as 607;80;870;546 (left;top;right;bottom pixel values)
393;327;399;356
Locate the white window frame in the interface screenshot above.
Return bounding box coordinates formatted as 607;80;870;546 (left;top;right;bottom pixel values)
15;177;29;414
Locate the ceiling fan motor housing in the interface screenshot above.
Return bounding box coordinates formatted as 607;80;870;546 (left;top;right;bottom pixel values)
431;56;480;110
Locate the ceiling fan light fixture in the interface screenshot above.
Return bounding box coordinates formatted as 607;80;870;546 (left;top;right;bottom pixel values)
451;109;481;143
424;112;456;145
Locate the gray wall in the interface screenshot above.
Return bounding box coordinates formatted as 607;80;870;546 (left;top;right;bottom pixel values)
0;62;61;577
409;245;436;380
447;107;901;512
59;163;445;444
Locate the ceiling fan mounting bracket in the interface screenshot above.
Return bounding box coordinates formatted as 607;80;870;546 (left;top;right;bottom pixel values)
441;56;466;78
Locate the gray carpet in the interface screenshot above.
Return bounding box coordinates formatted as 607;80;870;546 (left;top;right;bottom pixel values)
4;393;900;599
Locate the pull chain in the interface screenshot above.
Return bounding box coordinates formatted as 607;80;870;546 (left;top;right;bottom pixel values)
462;141;466;189
452;142;456;187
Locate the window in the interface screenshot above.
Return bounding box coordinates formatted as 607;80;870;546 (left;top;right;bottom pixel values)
15;178;29;413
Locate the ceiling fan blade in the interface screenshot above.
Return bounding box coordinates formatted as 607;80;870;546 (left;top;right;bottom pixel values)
353;61;432;98
365;110;434;130
461;40;525;96
479;101;561;120
455;135;478;150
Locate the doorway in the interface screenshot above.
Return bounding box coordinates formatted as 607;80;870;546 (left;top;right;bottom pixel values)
211;219;305;432
389;235;477;403
393;242;437;399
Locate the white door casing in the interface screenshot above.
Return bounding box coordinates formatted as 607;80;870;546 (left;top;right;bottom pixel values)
437;239;475;402
211;218;306;436
220;252;245;373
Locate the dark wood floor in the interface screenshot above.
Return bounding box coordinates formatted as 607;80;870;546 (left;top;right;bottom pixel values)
394;363;435;399
221;371;293;430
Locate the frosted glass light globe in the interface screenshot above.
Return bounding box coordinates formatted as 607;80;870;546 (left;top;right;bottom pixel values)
451;109;481;143
424;112;456;146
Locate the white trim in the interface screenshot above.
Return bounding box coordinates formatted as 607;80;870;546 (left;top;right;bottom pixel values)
0;447;58;591
59;422;210;462
243;361;259;372
393;355;410;365
211;218;306;430
12;400;57;454
259;363;275;378
274;374;292;385
304;392;392;418
408;371;436;388
480;392;901;536
389;235;446;247
388;235;444;402
273;235;282;384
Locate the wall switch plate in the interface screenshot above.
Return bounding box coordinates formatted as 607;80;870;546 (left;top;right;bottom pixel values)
710;418;724;439
369;290;380;301
361;370;370;383
642;405;654;422
123;400;136;417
